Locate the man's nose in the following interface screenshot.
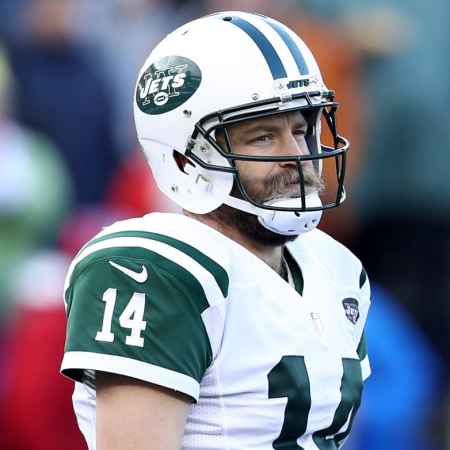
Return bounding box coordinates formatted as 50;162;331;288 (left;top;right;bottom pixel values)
278;132;311;167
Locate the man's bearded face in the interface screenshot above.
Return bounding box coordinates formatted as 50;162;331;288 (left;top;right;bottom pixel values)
209;110;324;246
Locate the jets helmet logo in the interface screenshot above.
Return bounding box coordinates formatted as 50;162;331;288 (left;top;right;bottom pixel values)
136;56;202;115
342;298;360;324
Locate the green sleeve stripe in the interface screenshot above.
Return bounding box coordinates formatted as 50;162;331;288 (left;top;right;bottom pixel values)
68;237;224;309
359;267;367;288
80;230;228;297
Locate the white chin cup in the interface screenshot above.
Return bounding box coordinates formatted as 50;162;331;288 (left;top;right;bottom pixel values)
257;193;323;236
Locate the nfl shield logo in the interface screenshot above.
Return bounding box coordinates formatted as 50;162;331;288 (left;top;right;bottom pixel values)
342;298;360;324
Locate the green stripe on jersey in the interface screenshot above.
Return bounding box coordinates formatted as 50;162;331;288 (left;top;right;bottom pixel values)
283;248;304;296
80;230;229;297
64;248;213;383
356;331;368;360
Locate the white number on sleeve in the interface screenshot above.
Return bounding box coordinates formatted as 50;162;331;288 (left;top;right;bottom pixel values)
95;288;117;343
95;289;147;347
119;292;147;347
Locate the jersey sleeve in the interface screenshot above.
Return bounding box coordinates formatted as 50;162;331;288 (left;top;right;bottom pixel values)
61;247;216;402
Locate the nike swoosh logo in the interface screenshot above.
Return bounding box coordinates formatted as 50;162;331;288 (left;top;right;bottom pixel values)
109;261;148;283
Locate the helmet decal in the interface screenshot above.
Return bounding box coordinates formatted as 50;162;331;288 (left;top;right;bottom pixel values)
262;17;309;75
136;55;202;115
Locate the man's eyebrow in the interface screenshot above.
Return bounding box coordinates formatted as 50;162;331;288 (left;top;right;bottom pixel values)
237;120;307;135
240;123;282;134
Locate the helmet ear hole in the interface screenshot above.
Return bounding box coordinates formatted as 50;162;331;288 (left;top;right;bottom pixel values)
173;150;195;174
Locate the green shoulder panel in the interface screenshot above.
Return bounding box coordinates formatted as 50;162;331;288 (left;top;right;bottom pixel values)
76;230;229;297
64;244;214;384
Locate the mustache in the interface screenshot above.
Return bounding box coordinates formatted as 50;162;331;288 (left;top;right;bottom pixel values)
263;167;324;201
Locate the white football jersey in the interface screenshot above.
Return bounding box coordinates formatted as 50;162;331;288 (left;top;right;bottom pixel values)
61;212;370;450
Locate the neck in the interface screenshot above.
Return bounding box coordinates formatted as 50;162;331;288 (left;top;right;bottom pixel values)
184;210;283;273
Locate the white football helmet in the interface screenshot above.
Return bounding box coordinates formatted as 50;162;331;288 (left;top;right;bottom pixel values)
134;11;349;235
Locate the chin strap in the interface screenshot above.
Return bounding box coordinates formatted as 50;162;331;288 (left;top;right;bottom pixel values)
222;192;324;236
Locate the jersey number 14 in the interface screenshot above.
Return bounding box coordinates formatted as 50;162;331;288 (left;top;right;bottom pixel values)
95;288;147;347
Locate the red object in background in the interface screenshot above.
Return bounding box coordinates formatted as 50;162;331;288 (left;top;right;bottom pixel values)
1;306;87;450
106;148;170;217
57;206;130;258
58;149;173;259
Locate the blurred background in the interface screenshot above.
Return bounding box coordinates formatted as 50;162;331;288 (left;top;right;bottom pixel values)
0;0;449;449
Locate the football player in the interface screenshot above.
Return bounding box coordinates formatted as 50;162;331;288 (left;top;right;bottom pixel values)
61;11;370;450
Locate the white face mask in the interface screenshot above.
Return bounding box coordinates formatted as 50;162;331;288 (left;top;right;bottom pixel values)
223;192;323;236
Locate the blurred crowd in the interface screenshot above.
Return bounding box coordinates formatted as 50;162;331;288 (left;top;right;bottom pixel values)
0;0;449;449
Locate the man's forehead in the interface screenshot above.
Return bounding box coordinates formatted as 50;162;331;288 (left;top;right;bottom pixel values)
231;110;307;132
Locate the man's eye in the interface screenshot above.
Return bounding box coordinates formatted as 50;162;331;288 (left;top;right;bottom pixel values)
252;134;272;143
293;128;307;136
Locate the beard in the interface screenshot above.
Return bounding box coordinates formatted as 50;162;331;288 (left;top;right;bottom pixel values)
207;164;324;247
207;200;293;247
